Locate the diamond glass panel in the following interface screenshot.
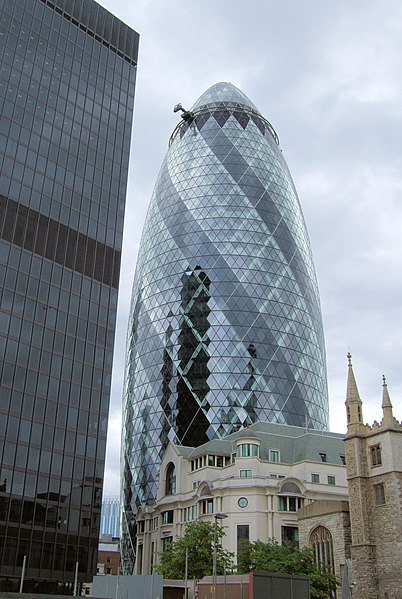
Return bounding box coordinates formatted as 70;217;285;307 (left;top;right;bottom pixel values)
122;82;328;570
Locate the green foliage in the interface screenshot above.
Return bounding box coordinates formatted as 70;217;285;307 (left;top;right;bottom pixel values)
155;521;234;580
237;539;338;599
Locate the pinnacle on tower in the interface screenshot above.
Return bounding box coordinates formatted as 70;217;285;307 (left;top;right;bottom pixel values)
345;353;364;434
381;374;394;426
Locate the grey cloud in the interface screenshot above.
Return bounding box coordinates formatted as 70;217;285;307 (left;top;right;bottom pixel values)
100;0;402;495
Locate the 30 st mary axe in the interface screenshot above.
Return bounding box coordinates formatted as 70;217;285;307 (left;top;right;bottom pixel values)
0;0;138;592
122;82;328;570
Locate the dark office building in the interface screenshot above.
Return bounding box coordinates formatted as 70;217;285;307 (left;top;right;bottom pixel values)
121;82;328;571
0;0;138;593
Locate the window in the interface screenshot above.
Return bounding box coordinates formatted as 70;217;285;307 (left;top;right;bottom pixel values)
162;537;173;552
269;449;280;462
279;496;303;511
137;543;143;574
240;469;252;478
370;444;382;467
374;483;385;506
200;498;213;514
282;526;299;548
161;510;174;524
327;476;336;486
311;473;320;483
165;462;176;495
280;482;301;494
310;526;334;573
237;524;249;556
238;443;259;458
238;497;248;508
137;520;144;533
187;505;196;520
319;452;327;462
150;542;156;573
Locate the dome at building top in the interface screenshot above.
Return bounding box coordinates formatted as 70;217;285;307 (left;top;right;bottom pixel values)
234;428;260;441
191;81;260;113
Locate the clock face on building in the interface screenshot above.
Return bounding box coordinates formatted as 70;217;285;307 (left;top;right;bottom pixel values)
238;497;248;508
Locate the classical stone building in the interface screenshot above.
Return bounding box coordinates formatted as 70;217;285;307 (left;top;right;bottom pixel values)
134;422;348;576
344;355;402;599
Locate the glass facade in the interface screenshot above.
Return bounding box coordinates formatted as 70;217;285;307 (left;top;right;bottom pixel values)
121;82;328;570
0;0;138;592
100;496;120;539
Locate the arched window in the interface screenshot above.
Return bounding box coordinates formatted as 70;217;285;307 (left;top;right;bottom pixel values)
280;482;301;494
310;526;335;573
165;462;176;495
200;484;211;496
278;481;304;512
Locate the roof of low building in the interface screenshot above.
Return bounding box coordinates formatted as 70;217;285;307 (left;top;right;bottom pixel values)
171;421;345;465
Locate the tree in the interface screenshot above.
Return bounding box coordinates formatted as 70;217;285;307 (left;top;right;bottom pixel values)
155;521;234;580
237;539;338;599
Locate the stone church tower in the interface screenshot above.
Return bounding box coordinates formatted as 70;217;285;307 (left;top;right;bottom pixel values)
344;354;402;599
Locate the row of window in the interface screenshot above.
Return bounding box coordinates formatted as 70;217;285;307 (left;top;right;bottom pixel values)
319;452;345;465
190;447;280;473
240;470;337;485
0;195;121;289
311;474;336;485
190;454;231;471
141;479;387;538
177;469;337;495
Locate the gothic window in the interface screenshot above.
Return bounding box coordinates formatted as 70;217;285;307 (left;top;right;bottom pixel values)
374;483;385;506
370;444;382;467
165;462;176;495
310;526;334;573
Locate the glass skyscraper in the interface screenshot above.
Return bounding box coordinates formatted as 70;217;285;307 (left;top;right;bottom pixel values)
100;496;120;539
122;82;328;570
0;0;138;593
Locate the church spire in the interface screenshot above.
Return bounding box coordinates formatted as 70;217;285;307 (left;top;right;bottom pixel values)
381;374;394;426
345;353;364;435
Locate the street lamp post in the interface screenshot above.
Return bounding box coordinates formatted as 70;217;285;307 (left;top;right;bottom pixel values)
213;513;228;599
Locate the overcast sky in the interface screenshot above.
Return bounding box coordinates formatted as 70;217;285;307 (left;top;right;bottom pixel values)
98;0;402;496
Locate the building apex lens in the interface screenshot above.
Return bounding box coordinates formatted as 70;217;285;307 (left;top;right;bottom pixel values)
191;81;260;113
